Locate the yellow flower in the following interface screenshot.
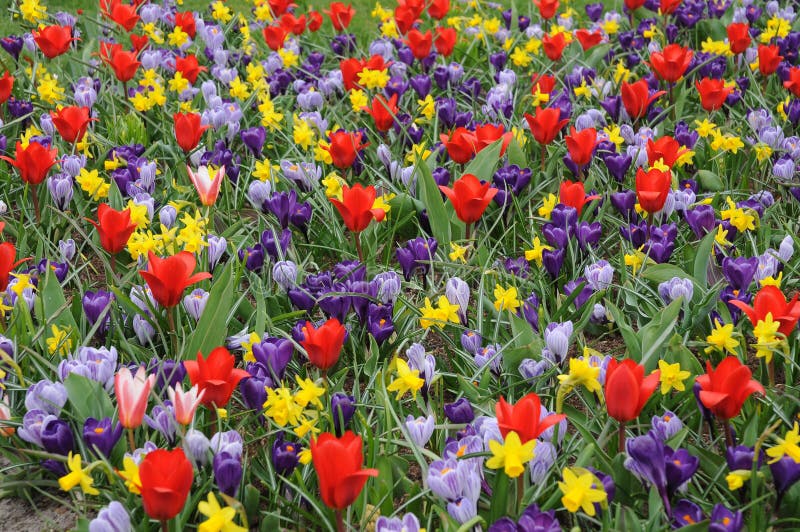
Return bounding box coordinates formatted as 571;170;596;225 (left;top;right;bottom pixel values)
216;408;228;419
76;168;110;200
211;1;233;22
372;193;395;214
714;224;731;247
294;376;325;409
263;387;303;427
754;143;773;162
20;0;47;22
258;95;284;129
558;467;607;516
46;324;73;356
349;89;368;113
322;173;344;200
766;423;800;464
294;413;320;438
613;61;630;84
358;68;390;90
198;492;247;532
417;94;436;122
37;73;65;104
10;273;36;298
694;119;717;138
298;448;312;464
126;199;150;229
753;312;782;363
657;360;691;394
278;48;299;69
726;470;751;491
229;77;250;99
419;296;460;329
486;431;536;478
59;452;99;496
449;242;469;263
493;284;521;313
557;358;601;394
292;116;316;151
253;159;276;182
524;237;553;267
510;47;532;68
538;193;557;219
705;319;739;354
760;272;783;288
387;359;424;400
167;26;190;47
624;252;644;276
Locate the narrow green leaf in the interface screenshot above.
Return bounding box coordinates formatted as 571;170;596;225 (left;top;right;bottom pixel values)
183;262;236;358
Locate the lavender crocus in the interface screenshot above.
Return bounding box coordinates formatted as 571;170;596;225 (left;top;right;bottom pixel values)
25;379;68;416
544;321;573;362
658;277;694;305
405;415;435;447
445;277;469;325
89;501;131;532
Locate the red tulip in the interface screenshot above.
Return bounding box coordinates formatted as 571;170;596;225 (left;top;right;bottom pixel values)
542;32;567;61
621;79;666;120
496;393;566;444
0;242;30;291
533;0;559;19
88;204;137;255
696;357;764;420
726;23;750;55
263;25;288;51
105;0;140;32
604;359;660;423
280;13;307;35
565;126;597;167
0;71;13;104
635;167;671;214
115;366;155;429
433;27;457;57
269;0;296;17
174;54;206;85
659;0;683;14
311;432;378;510
32;25;73;59
649;44;693;83
757;44;783;76
173;112;208;154
428;0;450;19
106;47;141;83
139;448;193;520
524;107;569;146
129;34;148;53
559;180;600;215
50;106;94;144
729;285;800;336
783;67;800;98
394;5;418;35
646;136;688;169
340;58;365;91
406;29;432;60
184;347;250;408
363;94;398;133
0;141;58;185
325;130;368;169
301;318;347;371
139;250;212;308
696;77;733;111
308;10;323;31
329;184;386;233
439;173;498;224
474;123;512;155
625;0;646;10
575;29;602;51
324;2;354;31
531;73;557;96
440;127;478;164
174;11;197;38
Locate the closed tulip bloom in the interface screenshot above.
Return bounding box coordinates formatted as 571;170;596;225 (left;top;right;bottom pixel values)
168;384;205;425
559;180;600;215
301;318;347;371
0;242;29;291
440;127;478;164
696;357;764;420
696;78;733;111
496;393;566;444
635;167;671;214
428;0;450;19
729;285;800;336
106;47;141;83
329;183;386;233
621;80;666;120
50;106;94;144
646;136;687;168
604;359;660;423
174;54;206;85
757;44;783;76
104;0;140;31
186;165;224;206
783;67;800;98
115;366;155;429
542;32;567;61
311;431;378;510
0;71;14;104
1;141;58;185
363;94;398;133
727;23;751;55
565;127;597;167
87;204;137;255
139;448;194;520
325;130;368;169
263;25;288;51
184;347;249;408
139;250;212;308
439;173;498;224
434;27;457;56
649;44;693;83
524;107;569;146
533;0;559;18
324;2;355;31
32;25;73;58
406;29;432;60
173;112;208;154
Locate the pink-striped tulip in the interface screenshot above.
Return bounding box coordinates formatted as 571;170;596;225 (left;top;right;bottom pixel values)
168;383;205;425
115;367;155;429
186;165;224;206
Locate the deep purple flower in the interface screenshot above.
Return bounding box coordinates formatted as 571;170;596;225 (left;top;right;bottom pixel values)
83;417;123;457
367;303;394;344
664;446;699;496
726;445;761;471
576;221;602;250
272;433;301;476
685;204;717;239
709;504;743;532
672;499;704;528
240;126;266;156
652;411;683;441
444;398;474;424
331;392;356;436
517;503;561;532
0;35;24;60
260;228;292;261
41;418;74;456
521;292;540;332
625;432;669;512
563;279;593;309
603;152;632;182
82;289;113;335
542;248;565;279
213;451;242;497
239;244;265;272
770;455;800;498
396;237;437;281
721;257;758;291
610;190;638;222
240;375;268;412
252;337;293;381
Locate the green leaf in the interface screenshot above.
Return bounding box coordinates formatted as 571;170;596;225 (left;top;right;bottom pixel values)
696;170;724;191
414;157;451;247
374;457;395;517
463;138;502;182
489;470;509;523
64;373;114;422
183;262;236;359
506;137;527;168
639;298;683;370
605;300;641;359
692;229;717;288
641;264;696;286
35;268;79;348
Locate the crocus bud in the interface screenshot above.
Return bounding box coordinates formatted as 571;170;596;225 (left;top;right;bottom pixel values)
41;418;75;456
272;260;298;291
207;235;227;270
133;314;156;345
158;205;177;228
331;393;356;436
59;238;76;262
89;501;130;532
183;428;211;466
182;288;209;321
404;415;435;447
445;277;470;325
213;451;242;497
657;277;693;305
444;397;474;424
460;330;482;354
544;321;573;362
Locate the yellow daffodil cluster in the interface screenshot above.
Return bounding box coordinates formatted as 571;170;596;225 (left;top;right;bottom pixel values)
130;69;167;112
721;197;757;232
386;359;424;400
419;295;460;329
126;208;208;259
705;319;739;355
752;313;783;363
262;376;326;438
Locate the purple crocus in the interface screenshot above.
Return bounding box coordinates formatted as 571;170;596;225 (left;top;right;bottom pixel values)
331;392;356;436
272;433;301;477
721;257;758;291
444;398;474;424
83;417;123;457
82;289;114;335
625;432;670;513
396;237;438;281
252;337;293;382
672;499;704;528
709;504;743;532
213;451;242;497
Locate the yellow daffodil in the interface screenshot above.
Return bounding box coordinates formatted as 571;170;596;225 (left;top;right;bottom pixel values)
198;492;247;532
486;431;536;478
387;359;424;400
766;423;800;464
705;319;739;354
557;358;601;394
657;360;691;394
493;284;521;313
558;467;607;516
59;452;99;496
46;324;73;356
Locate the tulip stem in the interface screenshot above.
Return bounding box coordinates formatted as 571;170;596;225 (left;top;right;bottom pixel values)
31;184;41;224
516;475;525;511
209;407;218;435
618;422;626;453
127;428;135;453
167;306;178;356
540;145;546;173
110;254;116;275
723;422;734;448
465;223;472;241
335;510;345;532
354;231;364;263
767;359;775;388
160;520;169;532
